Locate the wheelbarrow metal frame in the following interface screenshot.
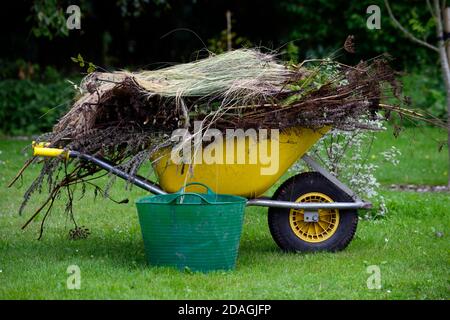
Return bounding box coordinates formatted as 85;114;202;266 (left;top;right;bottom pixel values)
66;150;372;211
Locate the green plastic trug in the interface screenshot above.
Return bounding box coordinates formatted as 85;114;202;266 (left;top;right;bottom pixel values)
135;183;246;272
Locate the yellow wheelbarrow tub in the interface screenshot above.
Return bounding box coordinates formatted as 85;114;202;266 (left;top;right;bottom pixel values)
151;127;330;198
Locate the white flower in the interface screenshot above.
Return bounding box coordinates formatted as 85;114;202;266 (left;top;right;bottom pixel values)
289;118;399;219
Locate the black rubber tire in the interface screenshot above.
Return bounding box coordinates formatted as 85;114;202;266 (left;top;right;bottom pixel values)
268;172;358;253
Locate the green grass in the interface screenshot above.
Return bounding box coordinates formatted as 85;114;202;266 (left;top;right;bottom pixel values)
0;127;449;299
370;126;448;185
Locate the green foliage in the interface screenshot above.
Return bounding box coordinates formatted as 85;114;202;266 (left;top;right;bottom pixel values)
29;0;69;39
18;0;443;72
71;54;96;73
278;0;436;67
117;0;170;17
28;0;173;39
0;70;77;135
0;59;41;80
207;30;252;54
283;59;344;105
407;7;435;39
401;68;447;119
285;42;300;64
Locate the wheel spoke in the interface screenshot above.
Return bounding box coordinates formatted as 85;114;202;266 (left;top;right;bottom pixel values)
313;223;320;237
317;221;328;233
308;224;315;237
299;222;309;233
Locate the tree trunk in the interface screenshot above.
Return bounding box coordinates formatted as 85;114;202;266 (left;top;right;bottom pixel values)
445;7;450;189
226;10;232;52
435;1;450;188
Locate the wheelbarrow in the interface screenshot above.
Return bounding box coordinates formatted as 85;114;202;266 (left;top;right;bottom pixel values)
32;126;371;253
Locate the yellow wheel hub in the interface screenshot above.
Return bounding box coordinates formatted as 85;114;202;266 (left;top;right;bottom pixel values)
289;192;340;243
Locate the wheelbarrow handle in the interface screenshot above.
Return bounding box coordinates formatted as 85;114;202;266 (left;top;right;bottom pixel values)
31;142;167;195
33;146;69;159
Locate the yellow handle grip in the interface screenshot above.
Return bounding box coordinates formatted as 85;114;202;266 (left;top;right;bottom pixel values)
33;146;69;159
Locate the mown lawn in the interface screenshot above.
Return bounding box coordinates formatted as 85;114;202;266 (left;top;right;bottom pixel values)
0;127;449;299
370;126;448;186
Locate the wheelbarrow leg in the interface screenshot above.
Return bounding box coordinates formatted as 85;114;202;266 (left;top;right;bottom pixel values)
301;154;363;203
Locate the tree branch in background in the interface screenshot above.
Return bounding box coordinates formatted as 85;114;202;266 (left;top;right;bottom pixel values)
426;0;437;18
384;0;439;52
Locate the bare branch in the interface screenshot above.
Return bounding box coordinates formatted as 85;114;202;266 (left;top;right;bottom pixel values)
435;0;446;43
427;0;437;18
384;0;439;52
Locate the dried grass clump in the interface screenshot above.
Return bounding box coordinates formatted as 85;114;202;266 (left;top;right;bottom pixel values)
133;49;292;98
